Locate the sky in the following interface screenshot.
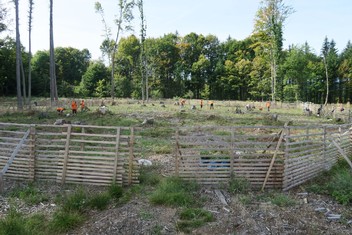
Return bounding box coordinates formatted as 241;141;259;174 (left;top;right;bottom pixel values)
5;0;352;60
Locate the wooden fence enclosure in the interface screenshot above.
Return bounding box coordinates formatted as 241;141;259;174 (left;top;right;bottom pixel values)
0;123;140;191
174;125;352;191
1;122;351;192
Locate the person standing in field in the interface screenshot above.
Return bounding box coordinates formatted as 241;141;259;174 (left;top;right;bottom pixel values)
71;100;78;115
209;101;214;109
80;100;85;112
266;101;271;111
200;99;203;109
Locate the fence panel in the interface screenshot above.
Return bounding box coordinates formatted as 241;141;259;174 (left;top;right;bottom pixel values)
0;123;140;187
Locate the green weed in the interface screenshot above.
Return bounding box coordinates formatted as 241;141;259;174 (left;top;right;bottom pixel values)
150;177;199;207
228;174;251;194
49;210;85;233
88;192;111;210
177;208;214;233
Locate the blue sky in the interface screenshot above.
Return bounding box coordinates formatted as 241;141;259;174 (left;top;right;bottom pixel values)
9;0;352;60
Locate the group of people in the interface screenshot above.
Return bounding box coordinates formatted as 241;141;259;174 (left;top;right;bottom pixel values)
56;100;86;115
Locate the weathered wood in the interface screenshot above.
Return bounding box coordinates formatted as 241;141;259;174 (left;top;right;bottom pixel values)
1;129;30;175
128;127;134;185
331;139;352;170
262;125;286;191
61;125;72;184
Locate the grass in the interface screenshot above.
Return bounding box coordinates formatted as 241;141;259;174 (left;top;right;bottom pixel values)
9;183;48;205
228;174;251;194
177;208;215;233
306;160;352;205
150;177;199;207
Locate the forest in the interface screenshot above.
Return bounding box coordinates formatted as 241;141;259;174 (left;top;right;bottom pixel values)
1;0;352;106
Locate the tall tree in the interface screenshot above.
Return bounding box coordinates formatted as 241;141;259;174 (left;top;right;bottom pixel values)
49;0;58;105
137;0;147;102
254;0;294;102
27;0;34;108
95;0;135;100
14;0;23;110
0;1;7;33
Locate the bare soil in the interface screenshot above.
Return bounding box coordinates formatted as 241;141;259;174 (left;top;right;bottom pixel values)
1;154;351;235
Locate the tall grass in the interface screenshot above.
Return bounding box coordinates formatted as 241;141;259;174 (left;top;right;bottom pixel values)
150;177;199;207
307;160;352;205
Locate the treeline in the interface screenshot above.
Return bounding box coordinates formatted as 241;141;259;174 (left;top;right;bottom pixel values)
1;33;352;103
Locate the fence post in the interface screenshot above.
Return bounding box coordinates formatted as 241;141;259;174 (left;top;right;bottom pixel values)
230;130;235;174
113;127;121;184
128;127;135;185
61;125;72;184
29;125;36;181
175;129;180;176
283;126;291;191
0;173;3;194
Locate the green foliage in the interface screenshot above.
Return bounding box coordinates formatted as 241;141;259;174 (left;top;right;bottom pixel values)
9;183;48;205
228;174;251;194
0;208;26;235
177;208;214;233
108;183;123;200
88;192;111;210
61;188;89;213
139;165;162;186
270;193;296;207
49;210;85;233
307;160;352;205
150;177;199;207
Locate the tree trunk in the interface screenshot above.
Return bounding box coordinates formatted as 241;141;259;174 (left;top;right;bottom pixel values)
323;56;329;106
28;0;34;109
15;0;23;110
49;0;58;106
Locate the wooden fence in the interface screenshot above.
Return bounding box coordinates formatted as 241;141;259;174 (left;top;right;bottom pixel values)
175;124;352;190
1;122;351;192
0;123;140;191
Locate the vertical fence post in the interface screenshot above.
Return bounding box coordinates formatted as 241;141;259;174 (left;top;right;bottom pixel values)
175;129;180;176
323;126;327;169
29;125;36;181
113;127;121;184
61;125;72;184
283;126;291;191
0;173;3;194
128;127;135;185
230;129;234;174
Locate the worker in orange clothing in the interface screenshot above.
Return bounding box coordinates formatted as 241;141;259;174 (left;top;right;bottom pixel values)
200;99;203;109
71;100;78;115
266;101;271;111
80;100;85;112
56;107;65;115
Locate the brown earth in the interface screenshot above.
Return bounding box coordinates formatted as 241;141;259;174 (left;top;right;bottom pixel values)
1;154;351;235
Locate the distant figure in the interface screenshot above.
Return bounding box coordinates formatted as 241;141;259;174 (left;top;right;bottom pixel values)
266;101;271;111
71;101;78;115
56;107;65;115
317;105;323;116
200;99;203;109
209;101;214;109
80;100;85;112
